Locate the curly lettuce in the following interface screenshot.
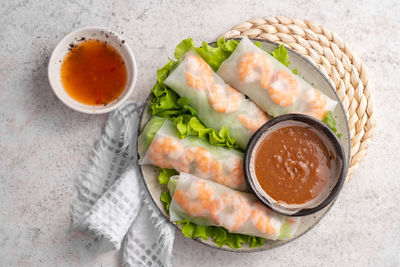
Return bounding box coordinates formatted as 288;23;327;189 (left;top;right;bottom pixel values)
323;111;342;138
139;115;238;152
270;44;291;67
172;115;237;148
137;116;166;156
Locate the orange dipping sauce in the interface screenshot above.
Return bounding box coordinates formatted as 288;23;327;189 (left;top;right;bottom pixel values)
254;126;331;204
61;39;127;105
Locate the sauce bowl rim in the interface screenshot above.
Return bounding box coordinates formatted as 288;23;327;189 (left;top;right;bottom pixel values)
243;113;347;216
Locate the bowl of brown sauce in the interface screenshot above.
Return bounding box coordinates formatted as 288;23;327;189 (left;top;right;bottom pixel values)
244;114;347;216
48;27;137;114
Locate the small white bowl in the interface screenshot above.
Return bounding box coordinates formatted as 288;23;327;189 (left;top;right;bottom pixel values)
48;26;137;114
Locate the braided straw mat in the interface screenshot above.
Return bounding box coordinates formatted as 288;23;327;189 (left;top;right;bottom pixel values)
219;17;375;182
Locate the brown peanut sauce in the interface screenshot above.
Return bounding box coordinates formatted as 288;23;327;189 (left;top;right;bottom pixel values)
254;126;331;204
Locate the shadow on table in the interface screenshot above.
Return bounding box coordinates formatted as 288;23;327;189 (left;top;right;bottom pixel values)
64;231;122;266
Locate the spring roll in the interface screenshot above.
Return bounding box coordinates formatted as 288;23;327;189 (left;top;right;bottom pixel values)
217;37;337;119
164;50;269;148
168;172;300;240
139;118;247;191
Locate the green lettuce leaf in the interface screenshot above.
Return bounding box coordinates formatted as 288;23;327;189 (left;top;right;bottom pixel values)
225;233;248;249
271;44;290;66
209;227;228;247
157;58;177;83
249;236;265;248
278;220;292;240
253;41;262;47
270;44;299;75
160;191;172;212
158;168;178;185
181;222;196;238
193;224;209;240
137;117;166;155
150;84;197;118
323;111;342;138
172;116;238;149
179;222;209;241
174;37;241;71
195;38;239;71
174;38;196;60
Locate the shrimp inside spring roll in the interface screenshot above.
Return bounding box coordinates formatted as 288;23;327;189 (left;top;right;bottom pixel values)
217;37;337;119
139;117;248;191
164;50;269;148
168;172;300;240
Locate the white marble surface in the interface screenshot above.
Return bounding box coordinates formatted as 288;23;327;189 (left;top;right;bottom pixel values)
1;0;399;266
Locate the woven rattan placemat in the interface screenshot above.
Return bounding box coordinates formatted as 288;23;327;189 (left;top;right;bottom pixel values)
220;17;375;182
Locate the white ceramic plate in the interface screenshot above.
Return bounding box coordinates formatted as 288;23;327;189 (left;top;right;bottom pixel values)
137;39;351;252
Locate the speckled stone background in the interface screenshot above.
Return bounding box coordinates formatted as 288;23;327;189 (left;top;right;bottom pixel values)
1;0;399;266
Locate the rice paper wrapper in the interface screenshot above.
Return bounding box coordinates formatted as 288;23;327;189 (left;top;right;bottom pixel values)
164;50;268;148
217;37;337;119
137;116;166;158
139;118;248;191
278;216;301;240
168;173;300;241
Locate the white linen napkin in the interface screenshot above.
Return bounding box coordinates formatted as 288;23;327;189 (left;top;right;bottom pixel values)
71;101;175;267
